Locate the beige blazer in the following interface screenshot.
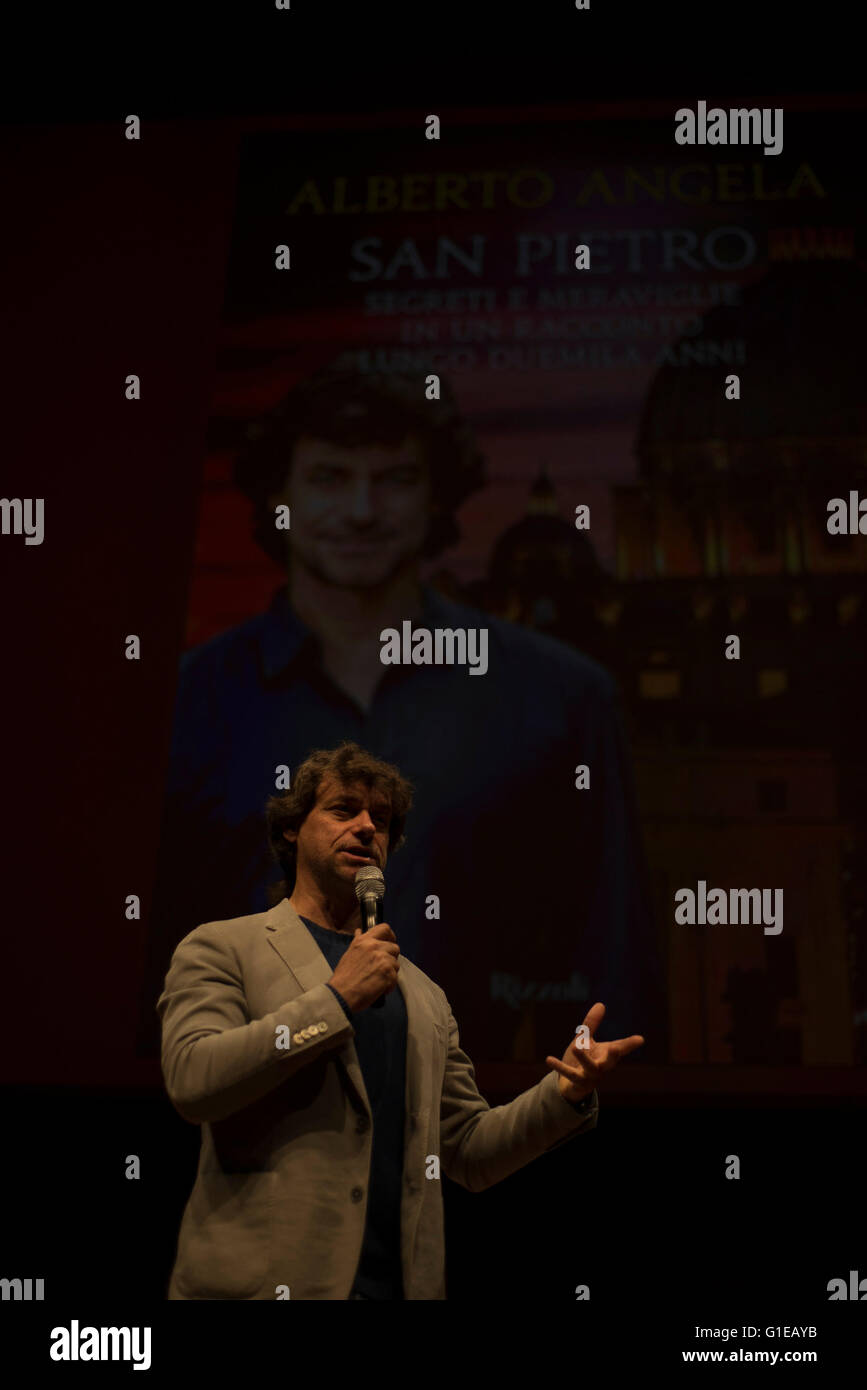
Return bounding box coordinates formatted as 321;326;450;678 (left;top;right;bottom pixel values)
157;896;598;1300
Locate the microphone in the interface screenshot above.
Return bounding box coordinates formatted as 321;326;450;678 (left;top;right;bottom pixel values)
354;865;387;1009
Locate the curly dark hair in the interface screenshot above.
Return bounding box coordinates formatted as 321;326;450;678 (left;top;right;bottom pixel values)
233;362;486;566
264;741;414;903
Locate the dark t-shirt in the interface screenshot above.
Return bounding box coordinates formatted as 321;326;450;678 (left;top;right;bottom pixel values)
300;916;407;1300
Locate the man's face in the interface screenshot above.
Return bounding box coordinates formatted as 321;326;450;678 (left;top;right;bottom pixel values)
270;433;433;588
285;775;392;893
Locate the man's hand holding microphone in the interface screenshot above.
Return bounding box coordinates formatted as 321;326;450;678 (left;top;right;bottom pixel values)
328;923;400;1013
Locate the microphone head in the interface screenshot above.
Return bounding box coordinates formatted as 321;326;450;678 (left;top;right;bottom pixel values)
354;864;385;902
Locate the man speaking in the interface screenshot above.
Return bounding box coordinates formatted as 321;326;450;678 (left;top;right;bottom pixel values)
158;741;645;1300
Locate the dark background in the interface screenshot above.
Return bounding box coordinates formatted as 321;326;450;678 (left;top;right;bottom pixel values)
1;0;864;1363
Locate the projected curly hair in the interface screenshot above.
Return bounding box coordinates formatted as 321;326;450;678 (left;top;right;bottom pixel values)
233;362;487;566
264;741;415;902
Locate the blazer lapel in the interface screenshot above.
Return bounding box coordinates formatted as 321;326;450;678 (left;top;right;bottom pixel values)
264;896;425;1124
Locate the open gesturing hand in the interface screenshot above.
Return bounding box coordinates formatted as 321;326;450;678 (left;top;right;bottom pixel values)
545;1002;645;1102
